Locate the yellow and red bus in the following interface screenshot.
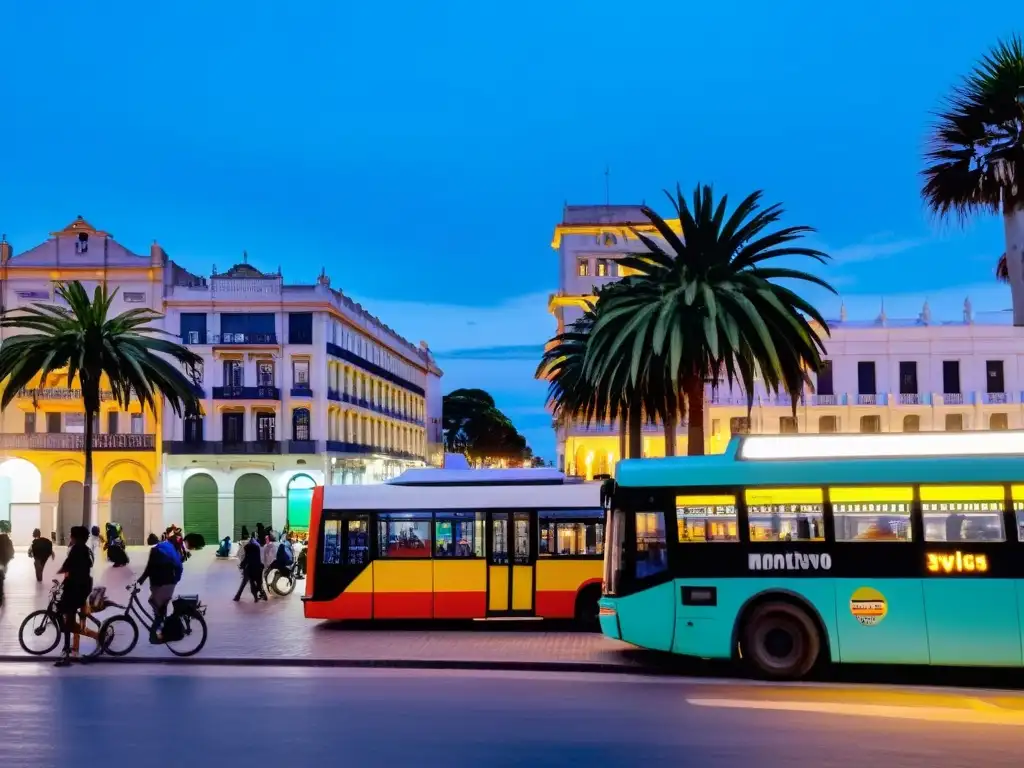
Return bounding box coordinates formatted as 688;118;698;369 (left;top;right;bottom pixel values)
303;468;604;623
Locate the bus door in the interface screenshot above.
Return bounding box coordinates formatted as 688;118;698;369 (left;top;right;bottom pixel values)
487;511;535;615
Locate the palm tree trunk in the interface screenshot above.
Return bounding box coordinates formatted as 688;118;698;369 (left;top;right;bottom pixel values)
627;401;642;458
82;408;95;528
617;411;626;465
1005;204;1024;327
663;400;677;457
685;376;706;456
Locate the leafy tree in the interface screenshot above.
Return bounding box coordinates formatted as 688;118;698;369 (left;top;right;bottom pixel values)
0;282;203;527
585;184;834;455
921;36;1024;322
442;388;531;464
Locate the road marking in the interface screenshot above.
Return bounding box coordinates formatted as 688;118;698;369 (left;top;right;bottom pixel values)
686;698;1024;726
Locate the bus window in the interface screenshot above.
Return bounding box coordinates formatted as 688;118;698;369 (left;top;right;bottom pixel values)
346;516;370;564
745;488;825;542
920;486;1005;542
1013;486;1024;542
539;510;605;556
323;519;342;565
377;511;432;557
435;511;484;557
830;487;913;542
635;511;668;578
676;495;738;542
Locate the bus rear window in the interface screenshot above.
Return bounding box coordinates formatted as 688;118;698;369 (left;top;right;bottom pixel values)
831;487;913;542
676;495;738;542
746;488;825;542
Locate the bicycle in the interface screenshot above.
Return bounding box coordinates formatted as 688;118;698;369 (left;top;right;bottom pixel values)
18;579;109;658
263;562;296;597
99;582;208;658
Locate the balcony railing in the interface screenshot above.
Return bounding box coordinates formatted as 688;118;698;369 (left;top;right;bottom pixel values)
984;392;1009;405
212;386;280;400
164;440;282;455
940;392;964;406
290;386;313;398
0;433;156;451
855;393;887;406
287;439;317;454
327;388;341;402
324;440;421;460
898;393;921;405
183;332;278;345
17;388;137;402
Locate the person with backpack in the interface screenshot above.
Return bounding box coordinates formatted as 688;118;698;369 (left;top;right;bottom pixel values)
274;532;295;575
137;534;184;642
29;529;55;582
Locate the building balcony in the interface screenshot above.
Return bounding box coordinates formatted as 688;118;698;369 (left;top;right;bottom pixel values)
182;332;278;346
212;386;280;400
164;440;283;455
854;393;888;406
324;441;421;460
16;388;137;402
327;388;341;402
937;392;965;406
290;386;313;398
983;391;1010;405
287;439;318;454
0;433;156;451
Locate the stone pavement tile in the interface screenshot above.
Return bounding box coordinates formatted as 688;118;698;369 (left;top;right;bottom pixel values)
0;548;638;666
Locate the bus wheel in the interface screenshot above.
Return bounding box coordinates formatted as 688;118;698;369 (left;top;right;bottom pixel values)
574;584;602;630
742;601;820;681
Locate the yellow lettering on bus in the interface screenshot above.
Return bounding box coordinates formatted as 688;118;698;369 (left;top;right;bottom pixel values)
926;551;989;574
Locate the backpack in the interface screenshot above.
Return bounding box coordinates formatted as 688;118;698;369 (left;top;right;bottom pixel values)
277;541;293;565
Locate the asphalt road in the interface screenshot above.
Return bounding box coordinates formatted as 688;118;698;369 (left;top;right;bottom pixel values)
3;665;1023;767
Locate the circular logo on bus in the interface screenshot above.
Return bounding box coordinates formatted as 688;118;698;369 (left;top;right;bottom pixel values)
850;587;887;626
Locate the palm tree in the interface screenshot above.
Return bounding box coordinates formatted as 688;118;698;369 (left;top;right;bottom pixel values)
0;282;202;527
922;36;1024;322
586;183;835;456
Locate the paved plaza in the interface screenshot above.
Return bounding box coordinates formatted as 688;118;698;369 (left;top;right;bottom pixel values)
0;547;639;667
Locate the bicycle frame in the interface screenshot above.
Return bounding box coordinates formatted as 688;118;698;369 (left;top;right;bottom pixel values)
106;586;159;633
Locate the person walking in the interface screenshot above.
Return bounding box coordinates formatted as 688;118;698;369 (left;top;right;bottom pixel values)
28;529;55;583
234;534;266;603
55;526;94;667
0;530;14;607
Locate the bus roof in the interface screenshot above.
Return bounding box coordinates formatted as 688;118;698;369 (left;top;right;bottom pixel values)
616;432;1024;489
388;467;572;486
321;480;600;511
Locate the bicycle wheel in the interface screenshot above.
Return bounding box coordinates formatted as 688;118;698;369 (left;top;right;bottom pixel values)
100;615;140;657
18;610;62;656
165;610;208;657
267;568;296;597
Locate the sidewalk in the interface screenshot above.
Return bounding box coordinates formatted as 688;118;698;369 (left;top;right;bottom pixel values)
0;549;650;673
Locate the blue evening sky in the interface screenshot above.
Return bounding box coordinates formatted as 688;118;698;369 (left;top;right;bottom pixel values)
0;3;1017;459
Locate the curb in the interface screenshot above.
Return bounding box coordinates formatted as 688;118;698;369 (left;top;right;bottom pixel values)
0;654;682;676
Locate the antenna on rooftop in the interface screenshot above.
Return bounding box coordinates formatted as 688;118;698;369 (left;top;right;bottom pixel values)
604;164;610;206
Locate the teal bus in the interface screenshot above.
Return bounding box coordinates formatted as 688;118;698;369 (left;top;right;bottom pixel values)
598;431;1024;680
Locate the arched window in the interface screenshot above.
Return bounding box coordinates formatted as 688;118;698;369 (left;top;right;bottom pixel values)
293;408;311;441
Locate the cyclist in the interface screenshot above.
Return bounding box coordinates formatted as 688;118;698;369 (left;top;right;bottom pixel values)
273;532;295;578
55;526;94;668
137;534;183;642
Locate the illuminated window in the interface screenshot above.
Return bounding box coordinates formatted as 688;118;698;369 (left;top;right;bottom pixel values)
539;510;604;556
903;415;920;433
831;487;913;542
377;512;432;558
635;511;668;578
818;415;837;434
746;488;824;542
677;495;738;543
577;258;590;277
859;415;881;434
921;486;1005;542
434;511;484;557
1012;486;1024;541
779;416;798;434
596;259;610;277
990;413;1009;430
945;413;964;431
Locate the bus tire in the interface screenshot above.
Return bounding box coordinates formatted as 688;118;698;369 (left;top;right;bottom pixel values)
741;601;820;681
574;584;602;630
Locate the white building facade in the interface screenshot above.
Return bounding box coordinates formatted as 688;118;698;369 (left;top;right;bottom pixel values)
546;205;1024;477
161;260;443;542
